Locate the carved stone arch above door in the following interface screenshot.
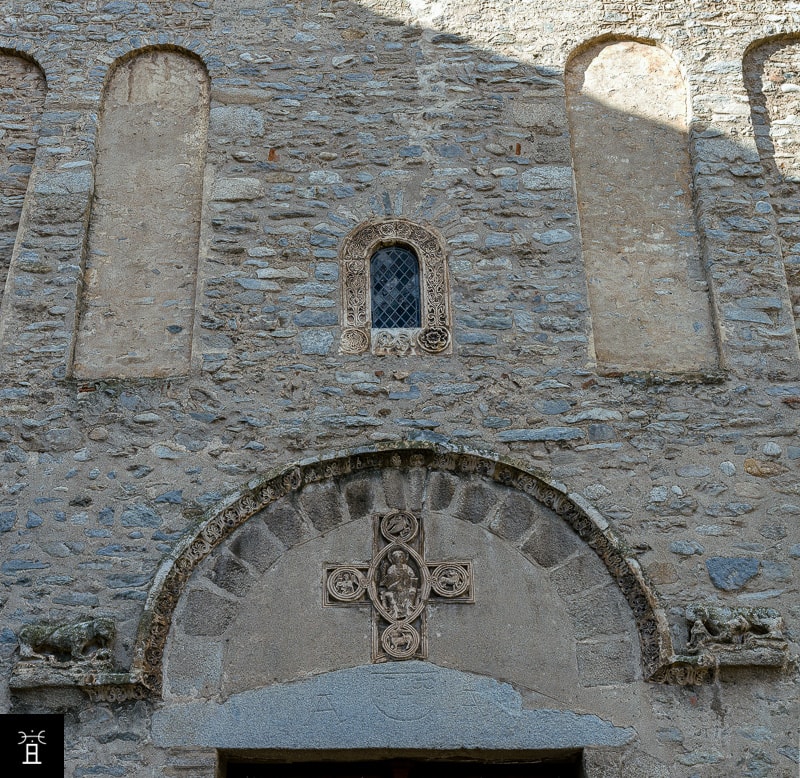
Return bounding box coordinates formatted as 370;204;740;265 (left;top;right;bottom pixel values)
133;443;675;698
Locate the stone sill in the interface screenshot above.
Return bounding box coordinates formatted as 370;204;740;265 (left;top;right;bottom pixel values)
599;367;728;385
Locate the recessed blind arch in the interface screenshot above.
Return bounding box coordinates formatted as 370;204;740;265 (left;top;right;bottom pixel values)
0;53;46;314
73;48;209;379
745;37;800;337
566;40;718;373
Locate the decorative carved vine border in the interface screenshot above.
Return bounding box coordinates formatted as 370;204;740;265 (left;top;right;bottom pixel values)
131;444;676;695
338;218;453;355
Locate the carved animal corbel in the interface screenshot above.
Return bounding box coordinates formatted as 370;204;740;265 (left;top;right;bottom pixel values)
18;618;116;664
684;604;788;669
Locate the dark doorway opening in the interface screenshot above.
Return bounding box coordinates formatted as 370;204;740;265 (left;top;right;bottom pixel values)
225;757;582;778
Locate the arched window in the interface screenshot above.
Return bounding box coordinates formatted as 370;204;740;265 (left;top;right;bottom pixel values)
370;245;421;329
340;219;452;356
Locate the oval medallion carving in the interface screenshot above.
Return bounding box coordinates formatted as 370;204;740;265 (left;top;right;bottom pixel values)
369;543;430;624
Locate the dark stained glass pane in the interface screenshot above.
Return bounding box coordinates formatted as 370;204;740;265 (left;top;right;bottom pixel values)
370;246;421;329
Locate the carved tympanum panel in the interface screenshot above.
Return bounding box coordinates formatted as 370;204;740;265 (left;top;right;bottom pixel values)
324;511;473;661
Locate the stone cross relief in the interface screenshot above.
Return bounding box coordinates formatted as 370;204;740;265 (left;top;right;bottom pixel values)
324;510;474;661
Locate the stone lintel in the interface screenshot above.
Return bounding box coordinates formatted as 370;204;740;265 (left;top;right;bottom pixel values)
152;662;635;750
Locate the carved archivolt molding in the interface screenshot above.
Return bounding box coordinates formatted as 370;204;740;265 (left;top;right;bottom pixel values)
18;446;775;698
339;219;453;355
130;444;678;696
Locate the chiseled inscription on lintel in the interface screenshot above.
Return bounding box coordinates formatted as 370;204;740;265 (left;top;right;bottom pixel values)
324;511;474;661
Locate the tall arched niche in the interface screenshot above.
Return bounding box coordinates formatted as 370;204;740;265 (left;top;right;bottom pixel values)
73;47;209;379
133;444;675;703
565;38;718;373
745;35;800;337
0;50;46;314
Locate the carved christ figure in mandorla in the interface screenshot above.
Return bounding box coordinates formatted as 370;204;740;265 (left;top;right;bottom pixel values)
378;549;419;619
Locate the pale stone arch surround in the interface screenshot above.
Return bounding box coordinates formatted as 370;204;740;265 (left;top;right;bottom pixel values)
566;36;719;374
133;444;674;698
72;45;210;379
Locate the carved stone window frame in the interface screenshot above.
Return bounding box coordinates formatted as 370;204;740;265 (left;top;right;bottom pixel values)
339;218;453;355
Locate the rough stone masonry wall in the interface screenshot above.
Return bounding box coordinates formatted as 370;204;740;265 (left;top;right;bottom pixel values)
0;1;797;776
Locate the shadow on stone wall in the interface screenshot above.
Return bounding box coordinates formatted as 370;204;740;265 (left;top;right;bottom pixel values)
745;35;800;331
0;51;45;312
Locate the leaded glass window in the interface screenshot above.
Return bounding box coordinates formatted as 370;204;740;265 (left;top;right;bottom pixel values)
370;246;421;329
339;218;452;356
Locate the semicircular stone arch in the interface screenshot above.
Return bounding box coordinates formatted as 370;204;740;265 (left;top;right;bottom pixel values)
135;446;673;699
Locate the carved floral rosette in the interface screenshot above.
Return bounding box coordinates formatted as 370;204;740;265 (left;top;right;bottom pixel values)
339;219;453;355
132;444;680;694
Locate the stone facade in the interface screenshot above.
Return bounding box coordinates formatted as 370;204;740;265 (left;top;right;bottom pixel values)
0;1;798;776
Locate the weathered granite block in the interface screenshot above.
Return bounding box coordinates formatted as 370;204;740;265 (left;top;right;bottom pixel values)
227;521;284;574
208;552;256;598
298;480;346;533
426;471;458;511
489;490;540;541
454;482;501;524
521;514;582;568
257;501;309;547
565;585;632;640
179;590;238;637
549;551;612;598
577;638;639;686
342;474;379;521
